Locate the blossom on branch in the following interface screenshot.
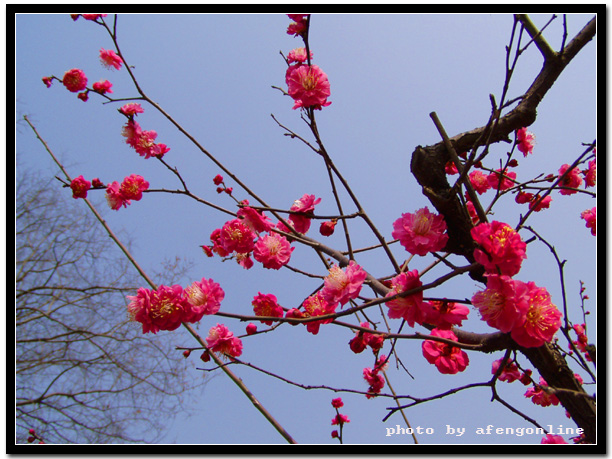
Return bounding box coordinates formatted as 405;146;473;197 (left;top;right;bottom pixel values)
92;79;113;94
127;285;190;334
288;193;321;234
421;328;470;375
580;207;596;236
119;103;145;117
99;48;123;70
391;207;449;256
510;282;562;348
301;291;337;335
557;164;583;195
491;358;521;383
516;127;536;157
219;218;256;254
285;64;332;110
471;274;529;333
286;14;308;36
252;292;284;326
69;175;91;199
424;300;470;329
384;270;425;327
62;68;87;92
253;232;294;269
119;174;149;201
205;324;243;359
471;220;526;277
184;277;225;320
321;260;367;308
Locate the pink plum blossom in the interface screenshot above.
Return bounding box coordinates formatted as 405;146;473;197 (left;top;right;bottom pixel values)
384;270;425;327
62;68;87;92
471;274;530;333
471;220;526;277
218;218;256;254
289;193;321;234
321;260;367;307
391;207;449;256
252;292;284;326
253;232;294;270
99;48;123;70
285;64;332;110
510;282;562;348
205;324;243;359
558;164;583;195
92;79;113;94
421;328;469;374
70;175;91;199
119;174;149;201
580;207;596;236
301;291;337;335
184;277;225;320
516;127;536;157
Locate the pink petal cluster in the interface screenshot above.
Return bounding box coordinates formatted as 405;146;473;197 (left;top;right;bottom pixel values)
62;68;87;92
286;64;332;110
319;219;337;236
237;206;274;234
301;291;337;335
70;175;91;199
122;120;170;159
252;292;284;326
487;168;516;191
363;366;385;398
528;194;552;212
120;173;150;200
491;358;521;383
286;14;308;36
583;158;596;187
469;170;492;195
219;218;257;254
287;47;313;64
205;324;243;359
119;103;145;117
99;48;123;70
580;207;596;236
349;322;384;354
471;221;527;277
516;127;536;157
92;79;113;94
184;277;225;319
424;300;470;329
422;328;469;374
105;174;149;210
253;232;294;269
471;274;529;333
525;377;560;407
384;270;425;327
127;285;191;334
289;193;321;233
510;282;562;348
321;260;367;307
391;207;449;256
558;164;583;195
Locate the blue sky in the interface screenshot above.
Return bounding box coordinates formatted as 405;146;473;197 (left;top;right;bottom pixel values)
15;12;597;445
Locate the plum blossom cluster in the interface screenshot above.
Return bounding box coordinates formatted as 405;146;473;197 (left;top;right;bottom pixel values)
43;46;121;102
422;329;469;375
120;103;170;159
284;15;332;110
126;277;225;334
469;220;562;348
202;187;325;272
363;355;388;398
330;397;349;442
69;173;149;211
285;261;367;336
200;324;243;361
